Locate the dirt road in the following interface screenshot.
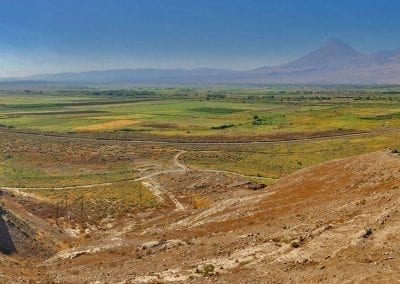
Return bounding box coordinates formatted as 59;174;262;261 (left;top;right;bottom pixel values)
134;150;187;211
1;127;400;145
0;150;188;211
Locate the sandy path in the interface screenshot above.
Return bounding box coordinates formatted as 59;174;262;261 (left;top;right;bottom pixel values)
134;151;186;211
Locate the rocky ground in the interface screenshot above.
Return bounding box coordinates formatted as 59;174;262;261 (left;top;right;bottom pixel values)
2;150;400;283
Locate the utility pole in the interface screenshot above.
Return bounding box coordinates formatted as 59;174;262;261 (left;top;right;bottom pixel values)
65;195;68;220
12;167;22;193
139;187;142;207
18;173;21;193
80;195;84;219
56;202;59;226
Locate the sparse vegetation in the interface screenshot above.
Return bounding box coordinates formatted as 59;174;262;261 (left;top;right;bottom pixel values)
2;86;400;282
191;194;209;208
196;264;215;277
290;240;300;248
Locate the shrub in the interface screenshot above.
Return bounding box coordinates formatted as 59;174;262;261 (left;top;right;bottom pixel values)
201;264;215;277
290;240;300;248
191;194;209;208
211;124;234;130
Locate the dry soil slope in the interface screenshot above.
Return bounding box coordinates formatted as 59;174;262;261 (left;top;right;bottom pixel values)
6;150;400;283
210;149;400;283
130;149;400;283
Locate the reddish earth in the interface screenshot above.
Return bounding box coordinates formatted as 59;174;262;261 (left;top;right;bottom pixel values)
2;150;400;283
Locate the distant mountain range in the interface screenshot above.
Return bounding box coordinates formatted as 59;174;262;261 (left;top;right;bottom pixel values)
244;38;400;84
3;38;400;85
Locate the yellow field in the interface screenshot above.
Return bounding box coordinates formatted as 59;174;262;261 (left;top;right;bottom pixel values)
76;119;140;131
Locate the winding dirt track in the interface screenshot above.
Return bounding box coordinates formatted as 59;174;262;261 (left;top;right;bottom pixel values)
0;151;187;211
0;149;267;212
3;125;398;213
134;150;187;211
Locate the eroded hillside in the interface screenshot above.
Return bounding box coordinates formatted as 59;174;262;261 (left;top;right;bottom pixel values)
2;149;400;283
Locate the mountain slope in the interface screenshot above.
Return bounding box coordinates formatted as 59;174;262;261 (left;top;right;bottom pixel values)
281;38;363;69
2;38;400;84
246;38;400;84
23;68;239;84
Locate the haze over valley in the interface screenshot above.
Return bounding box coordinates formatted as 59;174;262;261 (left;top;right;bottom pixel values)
3;38;400;85
1;1;400;283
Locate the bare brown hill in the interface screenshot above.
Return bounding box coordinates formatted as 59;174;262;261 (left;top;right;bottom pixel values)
2;150;400;283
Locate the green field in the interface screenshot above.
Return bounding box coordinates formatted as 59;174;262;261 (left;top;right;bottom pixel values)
182;131;400;181
2;87;400;139
2;86;400;192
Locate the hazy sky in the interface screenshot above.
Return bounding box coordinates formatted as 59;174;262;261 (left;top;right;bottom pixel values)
1;0;400;77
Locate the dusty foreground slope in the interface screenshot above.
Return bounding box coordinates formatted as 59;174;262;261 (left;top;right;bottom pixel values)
2;150;400;283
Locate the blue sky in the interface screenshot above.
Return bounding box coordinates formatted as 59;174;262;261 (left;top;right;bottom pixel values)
1;0;400;76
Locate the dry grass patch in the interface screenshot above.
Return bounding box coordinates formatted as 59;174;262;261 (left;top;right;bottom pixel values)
76;119;140;131
191;193;210;209
23;181;158;223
